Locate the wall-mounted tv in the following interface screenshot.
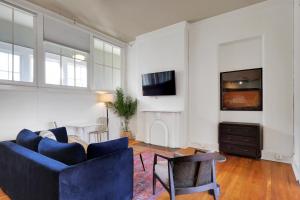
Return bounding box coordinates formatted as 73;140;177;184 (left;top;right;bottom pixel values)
142;70;176;96
220;68;262;111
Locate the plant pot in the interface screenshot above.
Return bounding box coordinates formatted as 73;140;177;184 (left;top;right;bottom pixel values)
121;131;134;139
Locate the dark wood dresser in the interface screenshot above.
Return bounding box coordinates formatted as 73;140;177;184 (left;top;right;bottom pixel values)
219;122;263;159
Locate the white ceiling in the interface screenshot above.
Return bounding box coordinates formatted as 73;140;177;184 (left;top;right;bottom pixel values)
25;0;266;42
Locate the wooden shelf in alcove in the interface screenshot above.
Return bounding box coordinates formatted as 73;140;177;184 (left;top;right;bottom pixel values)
222;88;261;92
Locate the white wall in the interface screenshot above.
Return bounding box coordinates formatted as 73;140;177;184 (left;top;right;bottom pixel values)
0;86;121;141
0;0;125;142
189;0;294;162
134;22;188;111
219;36;263;124
126;43;139;136
293;0;300;181
126;22;189;146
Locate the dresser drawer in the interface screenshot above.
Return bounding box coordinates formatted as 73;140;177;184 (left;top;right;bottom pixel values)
219;124;259;137
219;134;258;147
220;143;259;158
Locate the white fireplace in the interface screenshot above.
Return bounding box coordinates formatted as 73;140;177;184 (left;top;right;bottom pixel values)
138;110;186;148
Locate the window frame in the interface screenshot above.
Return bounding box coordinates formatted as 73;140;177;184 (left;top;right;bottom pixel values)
42;41;90;90
0;2;37;87
0;0;127;92
93;37;123;92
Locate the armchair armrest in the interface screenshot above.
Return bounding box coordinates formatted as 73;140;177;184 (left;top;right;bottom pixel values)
59;148;133;200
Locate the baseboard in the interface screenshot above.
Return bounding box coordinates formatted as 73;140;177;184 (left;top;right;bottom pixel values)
145;140;294;165
188;142;219;152
292;161;300;182
187;144;293;164
261;151;293;164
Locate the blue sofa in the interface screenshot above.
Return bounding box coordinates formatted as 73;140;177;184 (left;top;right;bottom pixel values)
0;128;133;200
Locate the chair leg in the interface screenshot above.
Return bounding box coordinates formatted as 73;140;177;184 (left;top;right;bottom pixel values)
140;154;145;171
209;185;220;199
170;191;176;200
213;188;219;200
153;176;156;195
212;185;220;200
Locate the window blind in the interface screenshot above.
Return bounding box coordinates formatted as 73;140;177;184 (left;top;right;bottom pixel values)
43;16;90;52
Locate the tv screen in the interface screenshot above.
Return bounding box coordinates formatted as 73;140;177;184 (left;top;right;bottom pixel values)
142;70;176;96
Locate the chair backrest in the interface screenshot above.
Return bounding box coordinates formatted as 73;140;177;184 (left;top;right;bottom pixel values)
98;117;108;130
49;121;58;129
171;151;218;188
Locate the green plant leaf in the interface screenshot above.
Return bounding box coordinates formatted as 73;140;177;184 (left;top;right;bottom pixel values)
109;88;137;131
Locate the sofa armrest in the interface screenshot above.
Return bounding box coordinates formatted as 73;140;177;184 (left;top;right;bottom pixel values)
59;148;133;200
0;141;67;200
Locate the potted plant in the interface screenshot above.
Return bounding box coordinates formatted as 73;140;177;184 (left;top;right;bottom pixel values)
108;88;137;139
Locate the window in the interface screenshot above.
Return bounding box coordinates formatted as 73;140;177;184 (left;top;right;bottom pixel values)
44;42;88;88
0;3;35;83
94;38;121;90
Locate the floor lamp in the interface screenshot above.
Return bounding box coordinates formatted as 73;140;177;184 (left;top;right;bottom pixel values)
98;93;114;140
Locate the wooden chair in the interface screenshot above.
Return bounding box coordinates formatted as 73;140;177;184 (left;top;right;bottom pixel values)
88;117;109;143
153;150;221;200
98;117;109;141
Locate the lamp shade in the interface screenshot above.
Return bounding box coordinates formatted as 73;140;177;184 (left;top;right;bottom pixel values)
98;93;114;103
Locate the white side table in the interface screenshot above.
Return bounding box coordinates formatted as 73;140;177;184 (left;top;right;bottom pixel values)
65;123;101;143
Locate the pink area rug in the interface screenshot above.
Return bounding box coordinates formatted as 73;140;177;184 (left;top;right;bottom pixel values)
133;151;165;200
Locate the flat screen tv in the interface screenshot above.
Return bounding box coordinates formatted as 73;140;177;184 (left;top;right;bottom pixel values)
220;68;262;111
142;70;176;96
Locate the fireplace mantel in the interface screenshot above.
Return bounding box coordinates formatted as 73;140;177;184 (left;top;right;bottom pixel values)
137;110;185;148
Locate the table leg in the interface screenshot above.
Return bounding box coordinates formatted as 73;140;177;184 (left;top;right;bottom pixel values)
140;154;145;171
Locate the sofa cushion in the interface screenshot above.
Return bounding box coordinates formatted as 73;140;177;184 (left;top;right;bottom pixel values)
36;127;68;143
38;138;86;165
87;137;128;160
16;129;42;152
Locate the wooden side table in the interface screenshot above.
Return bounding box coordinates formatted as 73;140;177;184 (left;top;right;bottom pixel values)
174;147;226;162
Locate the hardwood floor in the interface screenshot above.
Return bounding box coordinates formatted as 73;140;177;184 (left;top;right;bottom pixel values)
133;142;300;200
0;189;9;200
1;142;300;200
157;156;300;200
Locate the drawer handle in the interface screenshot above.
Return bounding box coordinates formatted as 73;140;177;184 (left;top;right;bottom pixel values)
242;149;249;152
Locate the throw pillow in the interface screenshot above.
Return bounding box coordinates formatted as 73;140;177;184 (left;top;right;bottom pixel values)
68;135;88;152
48;127;68;143
38;138;86;165
16;129;42;152
39;130;57;141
